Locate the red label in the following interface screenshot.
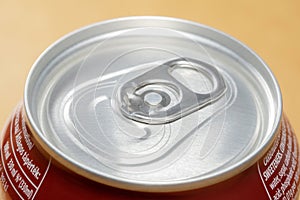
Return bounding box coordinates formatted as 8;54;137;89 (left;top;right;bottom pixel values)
258;116;300;200
1;105;299;200
0;105;51;200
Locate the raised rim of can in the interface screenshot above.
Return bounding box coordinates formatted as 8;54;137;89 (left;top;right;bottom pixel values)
23;16;282;192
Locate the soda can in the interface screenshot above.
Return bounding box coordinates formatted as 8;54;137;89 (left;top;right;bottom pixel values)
0;16;299;200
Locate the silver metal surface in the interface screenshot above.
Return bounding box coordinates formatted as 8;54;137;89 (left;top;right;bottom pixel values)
118;57;226;124
24;16;282;192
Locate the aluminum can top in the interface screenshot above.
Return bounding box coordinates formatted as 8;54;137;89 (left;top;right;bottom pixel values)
24;16;282;192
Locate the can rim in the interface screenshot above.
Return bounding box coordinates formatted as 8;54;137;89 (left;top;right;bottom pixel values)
24;16;283;192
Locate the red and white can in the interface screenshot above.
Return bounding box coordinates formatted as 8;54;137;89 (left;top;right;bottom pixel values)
0;17;299;200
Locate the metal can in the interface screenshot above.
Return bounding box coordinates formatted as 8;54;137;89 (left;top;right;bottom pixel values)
0;16;299;200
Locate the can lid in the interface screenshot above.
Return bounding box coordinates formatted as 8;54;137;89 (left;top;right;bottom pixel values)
24;16;282;192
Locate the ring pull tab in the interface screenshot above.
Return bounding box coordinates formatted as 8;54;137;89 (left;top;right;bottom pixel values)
117;58;227;124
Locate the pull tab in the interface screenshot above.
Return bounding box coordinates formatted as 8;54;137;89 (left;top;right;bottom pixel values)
117;58;226;124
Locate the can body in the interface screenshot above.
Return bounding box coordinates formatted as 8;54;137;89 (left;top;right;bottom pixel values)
0;104;299;199
0;17;299;199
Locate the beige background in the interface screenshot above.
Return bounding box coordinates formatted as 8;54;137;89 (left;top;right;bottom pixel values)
0;0;300;199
